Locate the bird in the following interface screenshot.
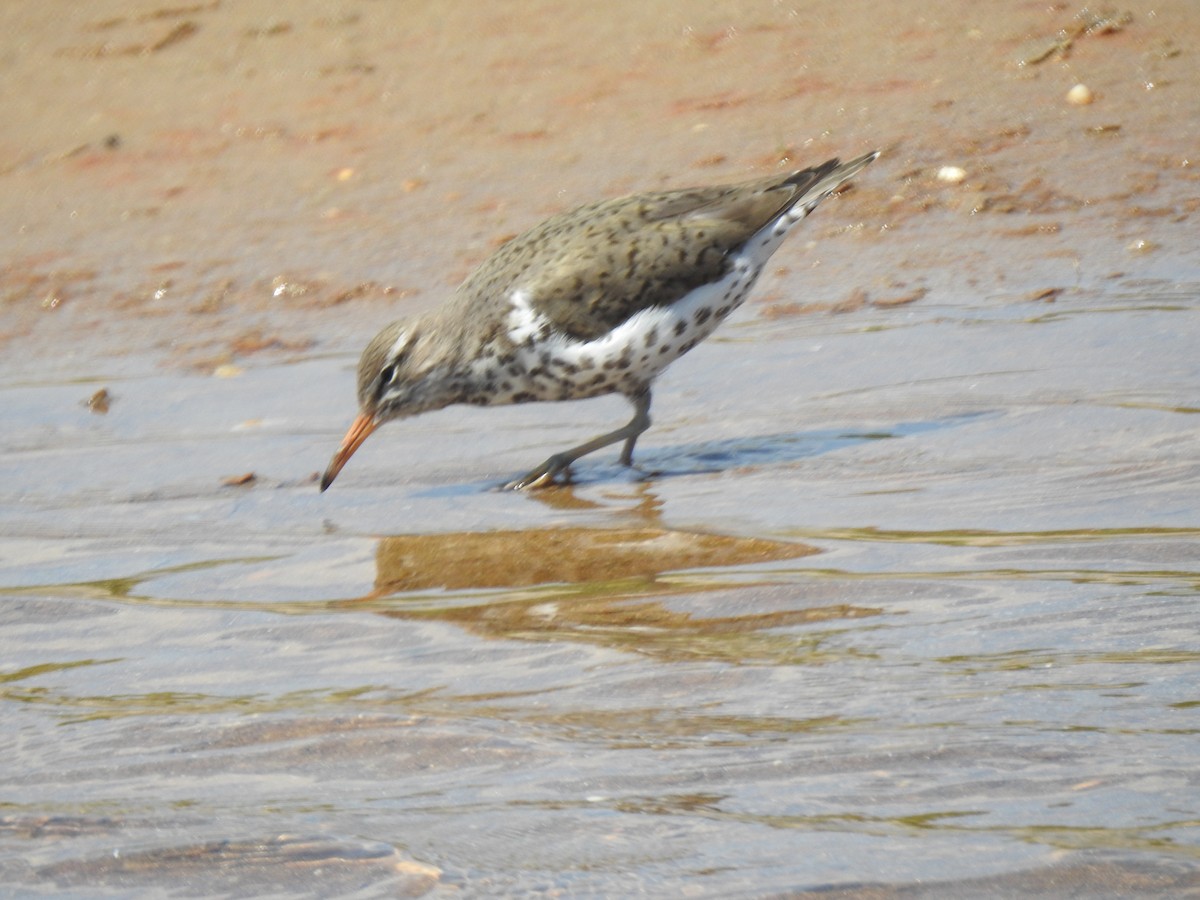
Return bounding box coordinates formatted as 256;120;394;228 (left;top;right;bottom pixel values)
320;150;878;491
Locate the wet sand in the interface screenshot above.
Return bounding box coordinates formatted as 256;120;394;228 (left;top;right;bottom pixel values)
2;0;1199;896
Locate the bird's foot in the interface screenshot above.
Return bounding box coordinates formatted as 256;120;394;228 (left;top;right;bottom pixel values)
503;454;572;491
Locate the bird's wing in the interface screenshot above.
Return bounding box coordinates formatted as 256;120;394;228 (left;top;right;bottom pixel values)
512;169;842;341
513;216;749;340
453;156;867;342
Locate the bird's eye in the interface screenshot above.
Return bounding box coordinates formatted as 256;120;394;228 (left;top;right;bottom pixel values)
375;363;397;403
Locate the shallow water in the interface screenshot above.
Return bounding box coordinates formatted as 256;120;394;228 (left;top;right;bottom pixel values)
4;268;1199;896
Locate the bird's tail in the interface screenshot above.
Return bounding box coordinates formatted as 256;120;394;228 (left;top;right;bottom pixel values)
777;150;879;233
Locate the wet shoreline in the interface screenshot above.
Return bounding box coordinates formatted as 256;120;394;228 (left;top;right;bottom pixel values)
3;1;1200;896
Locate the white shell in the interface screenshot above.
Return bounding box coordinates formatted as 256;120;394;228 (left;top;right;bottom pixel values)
1067;84;1093;105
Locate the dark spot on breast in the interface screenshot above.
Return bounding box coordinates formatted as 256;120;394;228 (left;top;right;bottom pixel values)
695;307;712;326
644;327;658;347
673;321;687;337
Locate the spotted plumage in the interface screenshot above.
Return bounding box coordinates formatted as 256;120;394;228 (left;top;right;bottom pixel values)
321;150;878;490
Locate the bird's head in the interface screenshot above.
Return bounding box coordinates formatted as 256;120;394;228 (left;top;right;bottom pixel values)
320;319;450;491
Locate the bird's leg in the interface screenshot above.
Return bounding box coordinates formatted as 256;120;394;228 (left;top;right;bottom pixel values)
506;388;652;490
617;388;651;465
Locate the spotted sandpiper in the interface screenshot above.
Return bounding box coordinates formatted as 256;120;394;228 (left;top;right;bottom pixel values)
321;150;878;491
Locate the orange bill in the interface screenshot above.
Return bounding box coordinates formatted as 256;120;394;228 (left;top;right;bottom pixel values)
320;412;379;491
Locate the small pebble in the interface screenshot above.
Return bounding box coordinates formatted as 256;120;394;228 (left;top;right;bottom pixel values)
85;388;112;414
936;165;967;184
1067;83;1093;105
